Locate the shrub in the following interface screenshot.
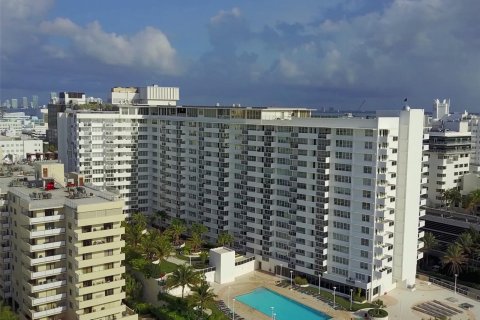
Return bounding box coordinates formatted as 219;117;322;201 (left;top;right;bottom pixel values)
368;308;388;317
294;276;308;285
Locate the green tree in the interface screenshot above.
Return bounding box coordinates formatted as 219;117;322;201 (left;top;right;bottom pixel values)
125;273;143;302
189;232;204;253
217;232;234;247
153;234;173;265
189;280;217;319
123;213;147;249
421;232;438;267
456;232;474;256
442;244;467;276
166;264;201;298
168;219;186;245
0;300;18;320
442;188;462;208
464;189;480;214
191;223;208;237
199;251;209;266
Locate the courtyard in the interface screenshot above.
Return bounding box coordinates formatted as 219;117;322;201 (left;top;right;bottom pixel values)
211;271;480;320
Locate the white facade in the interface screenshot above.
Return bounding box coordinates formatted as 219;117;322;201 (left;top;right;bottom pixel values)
0;137;43;162
433;98;450;120
58;87;425;300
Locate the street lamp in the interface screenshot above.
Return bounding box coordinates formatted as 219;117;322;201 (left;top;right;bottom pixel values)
333;286;337;309
350;288;353;310
454;274;458;295
290;270;293;289
227;286;231;308
271;306;275;319
232;298;236;320
273;313;276;320
318;273;321;295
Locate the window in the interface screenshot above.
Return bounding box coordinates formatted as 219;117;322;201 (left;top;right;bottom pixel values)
333;233;349;242
363;178;372;186
336;129;353;136
364;154;373;161
332;267;348;277
333;221;350;230
363;190;371;198
363;166;372;174
333;209;350;219
365;129;374;137
361;214;370;222
334;187;351;195
335;163;352;172
361;226;370;234
332;255;349;265
360;250;369;258
364;142;373;149
336;140;353;148
332;244;349;254
334;198;351;207
362;202;371;210
335;152;352;160
84;293;92;301
361;238;369;246
360;262;368;270
334;175;351;183
105;289;114;296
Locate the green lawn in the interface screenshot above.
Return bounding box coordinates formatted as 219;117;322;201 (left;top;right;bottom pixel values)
296;284;374;312
159;260;179;274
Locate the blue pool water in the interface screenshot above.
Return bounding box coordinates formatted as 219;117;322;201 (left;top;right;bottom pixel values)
235;287;331;320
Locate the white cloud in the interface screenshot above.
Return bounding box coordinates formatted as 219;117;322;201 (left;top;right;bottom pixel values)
210;7;241;24
39;19;180;75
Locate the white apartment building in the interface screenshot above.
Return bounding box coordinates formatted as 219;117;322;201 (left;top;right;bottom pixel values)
0;162;137;320
58;86;426;300
0;136;44;163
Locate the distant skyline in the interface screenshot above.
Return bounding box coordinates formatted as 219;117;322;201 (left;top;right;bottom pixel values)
1;0;479;112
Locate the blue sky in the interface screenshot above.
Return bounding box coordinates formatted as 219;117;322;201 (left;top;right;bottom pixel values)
1;0;479;112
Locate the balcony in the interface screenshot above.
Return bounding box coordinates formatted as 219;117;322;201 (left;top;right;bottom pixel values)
418;240;424;250
29;254;66;266
29;215;64;225
30;241;65;252
418;220;425;228
28;267;66;279
76;227;124;241
77;266;125;282
75;240;125;255
31;305;66;319
30;280;67;293
76;279;125;296
30;228;65;238
78;292;125;309
29;293;66;307
76;253;125;269
77;305;127;320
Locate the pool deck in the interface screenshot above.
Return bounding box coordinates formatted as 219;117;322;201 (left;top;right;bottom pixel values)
211;271;349;320
211;271;480;320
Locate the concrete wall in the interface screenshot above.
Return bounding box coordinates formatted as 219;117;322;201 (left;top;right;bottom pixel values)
210;248;236;284
233;260;255;278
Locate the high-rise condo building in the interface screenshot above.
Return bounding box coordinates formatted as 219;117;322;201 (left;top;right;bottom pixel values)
58;85;426;300
0;162;137;320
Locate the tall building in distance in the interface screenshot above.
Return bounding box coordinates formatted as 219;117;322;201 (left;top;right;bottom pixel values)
58;85;426;300
32;95;39;108
0;162;137;320
11;99;18;109
22;96;28;108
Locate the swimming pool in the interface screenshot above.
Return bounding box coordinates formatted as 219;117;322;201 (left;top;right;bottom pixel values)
235;287;331;320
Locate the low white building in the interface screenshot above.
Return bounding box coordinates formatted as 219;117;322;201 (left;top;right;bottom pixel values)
0;136;43;163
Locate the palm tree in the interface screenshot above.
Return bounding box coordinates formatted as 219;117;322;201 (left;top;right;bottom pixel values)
456;232;474;257
421;232;438;267
123;214;146;250
153;234;173;266
189;280;217;319
125;273;143;302
464;189;480;214
442;188;462;208
166;264;201;298
191;223;208;237
168;219;186;245
217;232;234;247
189;232;204;253
442;244;467;276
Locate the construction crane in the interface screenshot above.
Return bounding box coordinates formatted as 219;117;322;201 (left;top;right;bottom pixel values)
357;99;366;112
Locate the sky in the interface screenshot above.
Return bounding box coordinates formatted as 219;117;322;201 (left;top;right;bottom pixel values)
1;0;479;112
